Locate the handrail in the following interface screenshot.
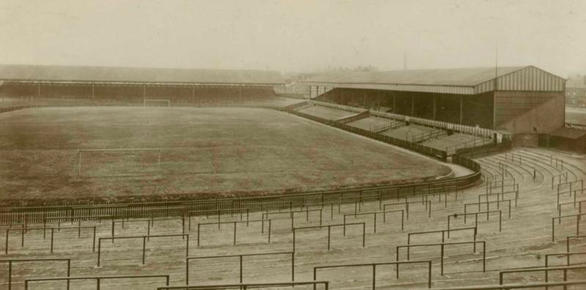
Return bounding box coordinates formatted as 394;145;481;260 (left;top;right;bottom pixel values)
25;274;170;290
156;281;330;290
428;280;586;290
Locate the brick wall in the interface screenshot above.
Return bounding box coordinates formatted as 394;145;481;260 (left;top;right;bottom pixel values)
494;91;565;134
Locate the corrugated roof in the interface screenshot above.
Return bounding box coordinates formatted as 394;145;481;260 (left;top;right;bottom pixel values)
305;66;526;86
0;64;284;85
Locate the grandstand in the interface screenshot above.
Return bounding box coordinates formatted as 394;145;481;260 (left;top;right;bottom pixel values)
305;66;566;143
0;65;289;108
0;64;585;290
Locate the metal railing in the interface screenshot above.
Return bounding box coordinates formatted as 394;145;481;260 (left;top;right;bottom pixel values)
156;281;330;290
428;280;586;290
185;251;295;285
24;274;170;290
313;260;433;289
0;258;71;290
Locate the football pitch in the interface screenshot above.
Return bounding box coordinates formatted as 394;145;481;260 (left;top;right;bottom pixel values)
0;107;451;205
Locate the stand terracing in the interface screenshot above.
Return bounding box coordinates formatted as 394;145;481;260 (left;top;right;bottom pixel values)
1;104;585;289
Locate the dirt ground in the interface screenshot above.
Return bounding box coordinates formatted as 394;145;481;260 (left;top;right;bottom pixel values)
0;107;451;205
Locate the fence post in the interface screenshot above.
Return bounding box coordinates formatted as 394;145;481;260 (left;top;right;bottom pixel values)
197;223;201;247
50;228;54;253
440;244;445;275
67;259;71;290
291;252;295;281
482;242;486;272
551;218;555;242
97;238;102;267
239;255;243;283
233;221;237;246
313;268;317;290
327;225;331;250
142;236;147;264
372;264;376;290
268;220;272;244
428;261;432;288
362;223;366;247
292;229;296;252
8;260;11;290
396;256;400;279
185;258;190;285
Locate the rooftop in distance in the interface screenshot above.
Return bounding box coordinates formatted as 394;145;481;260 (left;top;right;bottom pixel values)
0;64;285;85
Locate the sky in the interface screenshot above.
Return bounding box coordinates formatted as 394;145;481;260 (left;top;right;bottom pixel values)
0;0;584;76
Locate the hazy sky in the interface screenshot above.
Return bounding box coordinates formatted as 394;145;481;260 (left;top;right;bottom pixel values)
0;0;584;76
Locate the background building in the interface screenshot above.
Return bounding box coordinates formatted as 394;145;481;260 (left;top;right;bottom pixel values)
566;74;586;107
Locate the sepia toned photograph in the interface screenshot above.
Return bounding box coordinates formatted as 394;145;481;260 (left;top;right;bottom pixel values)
0;0;585;289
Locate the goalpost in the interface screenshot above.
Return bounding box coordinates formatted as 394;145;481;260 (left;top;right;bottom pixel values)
76;148;163;177
143;98;171;107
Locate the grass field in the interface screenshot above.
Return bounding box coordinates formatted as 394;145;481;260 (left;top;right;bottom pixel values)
0;107;451;205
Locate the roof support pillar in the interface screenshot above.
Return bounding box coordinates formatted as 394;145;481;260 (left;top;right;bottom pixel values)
433;94;437;120
392;94;396;113
459;95;464;124
411;95;415;116
492;92;496;130
378;90;382;111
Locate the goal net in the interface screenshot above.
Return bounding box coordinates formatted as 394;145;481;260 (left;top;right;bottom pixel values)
143;98;171;107
76;148;162;177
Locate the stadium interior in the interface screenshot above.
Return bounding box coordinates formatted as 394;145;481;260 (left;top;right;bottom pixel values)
0;64;585;289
